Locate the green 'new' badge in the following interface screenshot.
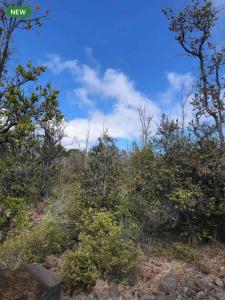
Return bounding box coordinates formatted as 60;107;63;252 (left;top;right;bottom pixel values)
6;6;31;18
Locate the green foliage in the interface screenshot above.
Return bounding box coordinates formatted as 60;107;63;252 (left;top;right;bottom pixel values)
80;209;141;278
49;181;85;242
127;144;178;238
171;243;200;263
169;186;202;212
80;134;122;210
60;209;141;294
0;215;69;270
2;3;225;297
60;250;100;295
0;195;30;233
0;155;38;198
0;62;64;237
127;124;225;242
150;242;200;264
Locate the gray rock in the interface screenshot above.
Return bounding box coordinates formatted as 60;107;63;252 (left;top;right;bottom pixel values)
208;296;217;300
160;274;178;296
202;278;214;290
72;293;87;300
140;294;155;300
0;263;62;300
196;291;205;299
133;291;141;300
108;282;121;299
214;278;224;287
176;294;183;300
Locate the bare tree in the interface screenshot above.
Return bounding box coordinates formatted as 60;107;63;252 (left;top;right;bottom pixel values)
180;89;193;136
84;122;90;171
164;0;225;148
138;105;153;147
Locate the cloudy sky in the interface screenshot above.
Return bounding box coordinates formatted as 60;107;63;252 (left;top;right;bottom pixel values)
15;0;225;148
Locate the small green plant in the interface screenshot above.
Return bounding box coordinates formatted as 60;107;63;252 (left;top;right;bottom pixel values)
171;243;200;263
0;195;31;236
150;243;172;258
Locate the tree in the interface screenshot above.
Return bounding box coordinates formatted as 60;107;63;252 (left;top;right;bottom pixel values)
0;0;47;81
137;105;153;147
156;114;181;154
163;0;225;148
80;134;122;210
0;1;65;239
0;1;64;198
0;1;49;145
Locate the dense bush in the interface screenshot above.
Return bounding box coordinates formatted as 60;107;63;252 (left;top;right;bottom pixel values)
60;209;141;294
80;135;122;210
60;249;100;294
127;134;225;242
0;215;69;270
49;181;85;242
0;195;30;239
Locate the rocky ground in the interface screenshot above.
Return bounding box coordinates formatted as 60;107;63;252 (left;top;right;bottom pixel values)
63;259;225;300
64;274;225;300
1;243;225;299
59;244;225;300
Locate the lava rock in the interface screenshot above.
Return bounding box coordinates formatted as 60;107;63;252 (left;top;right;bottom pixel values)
0;263;62;300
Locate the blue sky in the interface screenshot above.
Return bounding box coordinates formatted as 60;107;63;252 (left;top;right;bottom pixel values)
14;0;225;148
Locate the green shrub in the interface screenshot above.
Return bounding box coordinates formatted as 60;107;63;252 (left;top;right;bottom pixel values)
0;195;31;240
0;214;69;270
171;243;200;263
49;182;84;242
60;249;100;295
80;209;141;278
60;209;141;294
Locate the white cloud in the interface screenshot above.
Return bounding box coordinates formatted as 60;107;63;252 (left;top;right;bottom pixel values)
74;88;94;108
85;47;99;67
167;72;194;92
159;72;195;105
46;55;79;75
159;72;195;127
45;55;195;149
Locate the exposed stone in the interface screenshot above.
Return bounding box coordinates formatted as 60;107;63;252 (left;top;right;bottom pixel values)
140;294;155;300
92;279;110;299
196;291;205;299
214;277;224;287
133;291;141;300
0;263;62;300
109;282;122;299
202;277;214;290
72;293;88;300
64;271;225;300
198;264;210;275
159;274;178;294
